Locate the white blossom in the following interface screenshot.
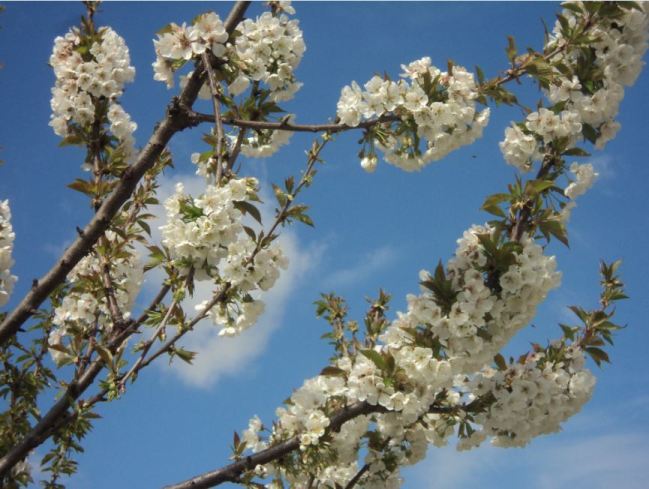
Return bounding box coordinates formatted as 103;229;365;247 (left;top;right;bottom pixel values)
564;162;598;200
162;177;288;336
49;26;137;159
232;11;305;102
338;60;490;172
0;200;17;308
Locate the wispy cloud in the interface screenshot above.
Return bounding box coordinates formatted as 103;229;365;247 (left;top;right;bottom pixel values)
407;443;502;489
408;402;649;489
138;173;323;389
534;432;649;489
165;232;319;388
589;153;615;181
322;245;398;289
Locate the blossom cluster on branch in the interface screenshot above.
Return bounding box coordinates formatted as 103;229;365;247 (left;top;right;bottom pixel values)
47;232;143;366
49;24;137;161
0;2;646;488
337;58;490;172
0;201;16;308
161;177;287;336
500;2;649;172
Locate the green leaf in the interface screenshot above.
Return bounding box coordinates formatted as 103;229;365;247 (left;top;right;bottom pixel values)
582;123;598;144
559;324;577;341
556;14;571;37
242;225;256;241
481;193;509;217
525;179;555;196
562;2;583;14
563;147;590;157
156;24;175;36
506;35;517;62
585;347;610;367
475;65;485;85
137;219;151;236
320;366;347;377
95;345;113;368
59;134;85;147
287;204;314;227
494;353;507;371
360;349;387;371
539;215;569;246
67;179;94;196
234;200;263;225
178;200;203;221
273;183;288;207
172;347;196;364
294;213;314;227
568;305;589;324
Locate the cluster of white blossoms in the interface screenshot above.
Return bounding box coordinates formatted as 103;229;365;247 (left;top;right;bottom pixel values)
0;200;17;308
153;5;304;102
49;26;137;156
564;162;598;200
337;57;490;172
153;12;229;88
461;345;595;449
161;178;287;336
48;235;142;365
500;3;648;171
237;224;567;486
231;10;305;102
154;4;303;161
500;107;584;172
379;225;562;374
559;162;599;224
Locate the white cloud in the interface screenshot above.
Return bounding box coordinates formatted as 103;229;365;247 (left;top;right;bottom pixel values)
405;443;502;489
322;245;398;289
407;405;649;489
165;231;318;388
589;153;615;181
534;432;649;489
138;173;323;389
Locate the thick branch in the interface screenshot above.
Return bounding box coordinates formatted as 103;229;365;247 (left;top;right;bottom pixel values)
0;5;251;475
0;281;171;478
163;401;376;489
0;355;105;477
0;1;251;347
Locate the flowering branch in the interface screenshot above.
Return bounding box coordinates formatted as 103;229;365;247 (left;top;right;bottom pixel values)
0;1;252;347
190;110;402;133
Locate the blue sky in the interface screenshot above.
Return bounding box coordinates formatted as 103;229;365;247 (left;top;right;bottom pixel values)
1;2;648;488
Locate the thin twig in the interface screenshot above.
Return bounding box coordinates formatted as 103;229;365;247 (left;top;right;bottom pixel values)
227;128;247;171
201;51;227;185
117;295;180;389
190;111;401;134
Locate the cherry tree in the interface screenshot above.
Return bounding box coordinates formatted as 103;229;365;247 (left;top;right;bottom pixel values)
0;1;647;488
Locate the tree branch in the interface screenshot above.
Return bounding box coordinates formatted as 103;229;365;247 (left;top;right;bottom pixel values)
0;279;172;477
190;111;401;134
201;51;227;185
0;1;251;347
164;400;457;489
163;401;376;489
343;464;369;489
